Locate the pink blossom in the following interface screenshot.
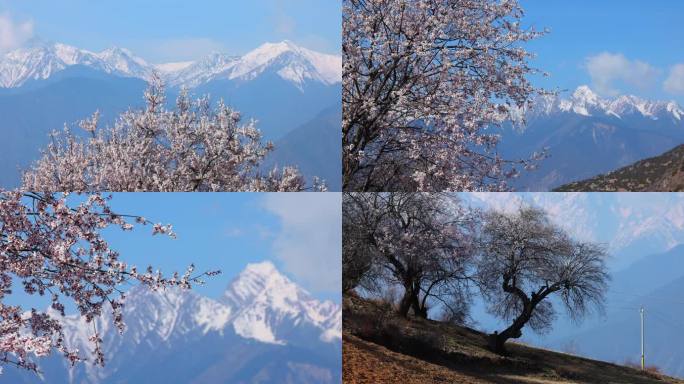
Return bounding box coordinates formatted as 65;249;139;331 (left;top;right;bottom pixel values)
22;76;325;192
0;192;218;373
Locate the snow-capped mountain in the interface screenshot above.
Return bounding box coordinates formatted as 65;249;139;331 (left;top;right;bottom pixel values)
166;41;341;89
0;40;341;90
0;40;341;190
223;261;341;344
66;260;341;349
515;85;683;123
5;261;341;384
499;85;684;191
0;41;153;87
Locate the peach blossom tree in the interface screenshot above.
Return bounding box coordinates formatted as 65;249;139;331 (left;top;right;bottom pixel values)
23;78;324;192
0;192;217;373
343;0;546;191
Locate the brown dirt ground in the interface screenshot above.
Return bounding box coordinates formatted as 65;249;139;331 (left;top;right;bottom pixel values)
343;295;684;384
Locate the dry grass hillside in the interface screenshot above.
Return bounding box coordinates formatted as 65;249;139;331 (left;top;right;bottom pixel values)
554;144;684;191
343;294;684;384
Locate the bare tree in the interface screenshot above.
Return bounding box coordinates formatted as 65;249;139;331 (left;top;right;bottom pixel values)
343;0;546;191
477;206;609;354
343;192;476;319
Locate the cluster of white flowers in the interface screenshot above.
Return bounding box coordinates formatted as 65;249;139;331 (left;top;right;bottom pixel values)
22;76;325;192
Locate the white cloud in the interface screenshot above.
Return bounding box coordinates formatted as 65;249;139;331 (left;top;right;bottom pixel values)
262;193;341;293
585;52;661;96
664;64;684;94
0;12;33;54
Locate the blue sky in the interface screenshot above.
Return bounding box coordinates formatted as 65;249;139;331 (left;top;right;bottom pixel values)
519;0;684;103
8;193;341;313
0;0;341;61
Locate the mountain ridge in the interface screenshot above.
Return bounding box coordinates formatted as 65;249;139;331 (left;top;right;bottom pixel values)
0;40;341;90
59;260;341;348
466;192;684;270
512;85;683;123
554;144;684;191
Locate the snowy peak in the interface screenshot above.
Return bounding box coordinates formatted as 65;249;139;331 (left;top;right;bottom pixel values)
223;261;341;344
51;261;340;372
167;40;341;88
242;41;302;65
559;85;602;116
237;40;341;85
0;43;89;87
223;261;296;306
572;85;599;105
524;85;684;122
667;101;683;121
96;46;151;78
0;42;155;87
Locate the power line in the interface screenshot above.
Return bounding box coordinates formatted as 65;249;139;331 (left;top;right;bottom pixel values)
640;306;644;371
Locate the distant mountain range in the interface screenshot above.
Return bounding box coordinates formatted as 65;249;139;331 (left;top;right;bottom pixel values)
0;40;341;189
0;39;341;90
498;85;684;191
266;104;342;191
3;261;342;383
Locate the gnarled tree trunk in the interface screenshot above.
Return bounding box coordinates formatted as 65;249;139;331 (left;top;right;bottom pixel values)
489;273;554;355
489;303;533;354
398;279;417;317
398;279;428;319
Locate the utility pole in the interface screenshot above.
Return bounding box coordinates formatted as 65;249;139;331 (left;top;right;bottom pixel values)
640;306;645;371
